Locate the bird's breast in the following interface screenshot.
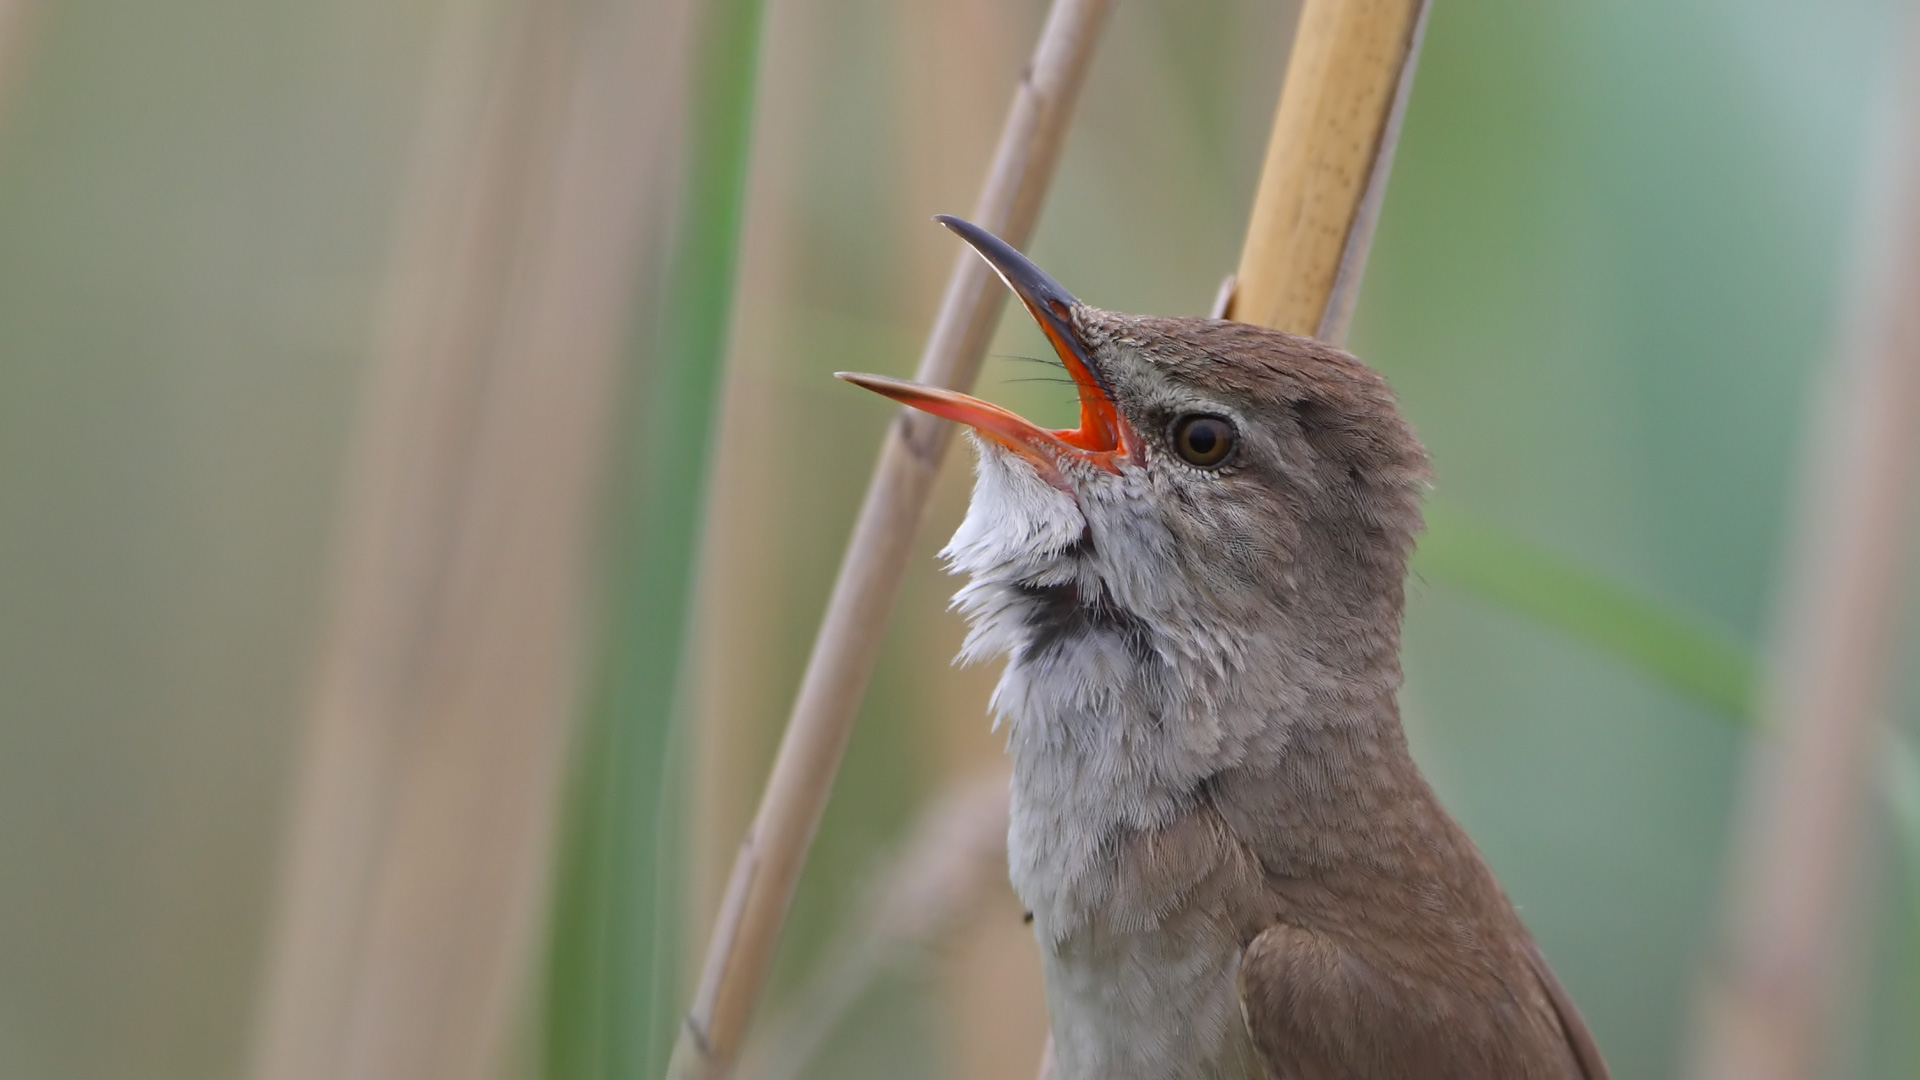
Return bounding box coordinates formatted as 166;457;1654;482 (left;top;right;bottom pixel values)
1008;766;1271;1080
985;563;1280;1077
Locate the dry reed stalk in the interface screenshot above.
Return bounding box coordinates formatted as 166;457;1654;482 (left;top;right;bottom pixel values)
893;3;1052;1077
737;767;1015;1080
667;2;1114;1076
247;1;683;1077
1228;0;1429;341
1684;14;1920;1079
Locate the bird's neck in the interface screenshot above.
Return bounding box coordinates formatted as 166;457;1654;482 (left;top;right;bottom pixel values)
993;569;1410;779
996;575;1423;931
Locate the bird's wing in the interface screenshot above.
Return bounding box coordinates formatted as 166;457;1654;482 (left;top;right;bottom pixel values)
1523;937;1610;1080
1237;922;1608;1080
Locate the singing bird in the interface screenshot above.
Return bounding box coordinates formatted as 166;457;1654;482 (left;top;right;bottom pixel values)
840;217;1607;1080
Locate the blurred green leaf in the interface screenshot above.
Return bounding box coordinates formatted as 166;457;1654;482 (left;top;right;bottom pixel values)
1416;508;1920;955
544;1;768;1078
1886;732;1920;894
1415;505;1757;720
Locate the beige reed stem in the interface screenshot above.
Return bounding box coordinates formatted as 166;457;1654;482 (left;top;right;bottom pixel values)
667;2;1114;1076
1685;9;1920;1079
249;1;680;1078
1229;0;1429;343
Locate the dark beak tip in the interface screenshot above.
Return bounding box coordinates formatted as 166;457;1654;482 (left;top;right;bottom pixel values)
932;215;1080;316
836;371;919;396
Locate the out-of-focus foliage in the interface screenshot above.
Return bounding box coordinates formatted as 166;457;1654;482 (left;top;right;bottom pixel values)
1364;4;1912;1075
0;2;439;1077
1416;508;1757;720
544;1;767;1078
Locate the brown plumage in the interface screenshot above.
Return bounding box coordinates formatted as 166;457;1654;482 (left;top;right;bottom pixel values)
1224;720;1606;1079
843;217;1607;1080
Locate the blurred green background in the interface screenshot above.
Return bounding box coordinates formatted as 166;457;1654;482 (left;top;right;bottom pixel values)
1;0;1915;1078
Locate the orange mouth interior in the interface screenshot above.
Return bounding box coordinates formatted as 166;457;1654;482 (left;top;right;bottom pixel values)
840;214;1138;488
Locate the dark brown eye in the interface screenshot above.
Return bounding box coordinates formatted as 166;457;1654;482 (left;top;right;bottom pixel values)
1171;414;1236;467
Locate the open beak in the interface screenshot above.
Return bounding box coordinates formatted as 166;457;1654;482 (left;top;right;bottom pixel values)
837;216;1139;489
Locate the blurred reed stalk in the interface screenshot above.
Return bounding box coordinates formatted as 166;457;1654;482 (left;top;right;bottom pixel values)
667;2;1113;1076
0;0;36;130
542;0;765;1076
737;767;1015;1080
1038;3;1431;1076
247;0;682;1077
1685;9;1920;1079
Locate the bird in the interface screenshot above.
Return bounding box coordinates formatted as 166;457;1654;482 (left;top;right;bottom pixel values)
838;216;1608;1080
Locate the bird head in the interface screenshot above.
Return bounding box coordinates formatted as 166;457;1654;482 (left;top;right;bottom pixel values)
841;217;1430;724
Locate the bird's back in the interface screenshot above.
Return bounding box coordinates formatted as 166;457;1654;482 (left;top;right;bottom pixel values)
1218;717;1604;1080
1015;709;1604;1080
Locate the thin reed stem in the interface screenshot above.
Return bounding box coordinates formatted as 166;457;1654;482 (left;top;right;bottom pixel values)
666;2;1114;1076
543;0;768;1076
249;2;672;1077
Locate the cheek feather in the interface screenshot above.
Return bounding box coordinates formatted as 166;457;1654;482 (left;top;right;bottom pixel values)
941;435;1088;584
941;436;1093;671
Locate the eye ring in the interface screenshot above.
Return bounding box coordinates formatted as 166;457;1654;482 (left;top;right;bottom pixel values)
1170;414;1237;468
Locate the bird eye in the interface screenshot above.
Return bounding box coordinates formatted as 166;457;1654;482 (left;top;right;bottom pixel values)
1171;414;1236;468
